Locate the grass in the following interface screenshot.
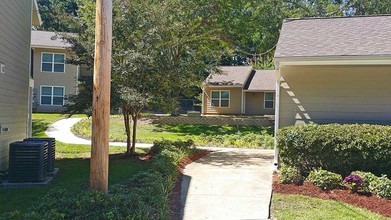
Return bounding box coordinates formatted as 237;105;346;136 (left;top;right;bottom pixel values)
72;115;274;148
0;113;150;214
271;193;388;220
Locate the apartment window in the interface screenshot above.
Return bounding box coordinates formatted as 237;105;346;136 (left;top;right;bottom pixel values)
41;86;65;106
41;53;65;72
211;90;230;107
264;92;274;109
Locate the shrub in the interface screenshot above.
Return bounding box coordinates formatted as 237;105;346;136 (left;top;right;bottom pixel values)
343;174;364;193
352;171;380;193
307;168;342;190
376;177;391;199
2;140;200;219
277;124;391;176
279;165;304;185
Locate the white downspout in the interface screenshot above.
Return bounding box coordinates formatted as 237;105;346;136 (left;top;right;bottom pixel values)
201;87;205;115
274;66;281;166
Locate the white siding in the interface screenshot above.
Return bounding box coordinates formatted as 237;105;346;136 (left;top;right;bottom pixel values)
279;65;391;128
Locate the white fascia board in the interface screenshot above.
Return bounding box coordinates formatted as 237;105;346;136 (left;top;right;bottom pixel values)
32;45;69;50
243;90;275;93
275;55;391;67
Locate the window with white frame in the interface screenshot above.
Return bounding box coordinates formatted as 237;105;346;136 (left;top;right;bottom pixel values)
264;92;274;109
41;53;65;72
41;86;65;106
211;90;230;107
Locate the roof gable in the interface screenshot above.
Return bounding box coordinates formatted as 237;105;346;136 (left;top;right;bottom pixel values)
204;66;253;87
275;15;391;58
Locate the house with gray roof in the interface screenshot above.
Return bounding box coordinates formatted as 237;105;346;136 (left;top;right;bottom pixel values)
202;66;276;115
273;15;391;162
31;30;91;112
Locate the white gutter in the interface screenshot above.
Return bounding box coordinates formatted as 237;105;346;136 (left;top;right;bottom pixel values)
201;87;205;115
274;68;281;166
275;55;391;66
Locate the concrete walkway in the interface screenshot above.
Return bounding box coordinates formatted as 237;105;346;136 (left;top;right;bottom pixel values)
181;148;274;220
46;118;152;147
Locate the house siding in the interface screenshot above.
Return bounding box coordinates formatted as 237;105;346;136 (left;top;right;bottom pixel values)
279;65;391;128
0;0;32;169
245;92;275;115
203;86;242;115
32;48;78;112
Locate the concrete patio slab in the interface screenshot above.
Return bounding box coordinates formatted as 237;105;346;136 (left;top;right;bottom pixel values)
181;148;274;220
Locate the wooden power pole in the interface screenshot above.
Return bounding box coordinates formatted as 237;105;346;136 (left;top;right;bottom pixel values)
90;0;112;193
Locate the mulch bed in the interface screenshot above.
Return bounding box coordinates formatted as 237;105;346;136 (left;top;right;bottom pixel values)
273;174;391;218
169;150;211;220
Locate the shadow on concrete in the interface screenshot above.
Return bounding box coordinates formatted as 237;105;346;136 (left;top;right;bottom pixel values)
180;174;191;220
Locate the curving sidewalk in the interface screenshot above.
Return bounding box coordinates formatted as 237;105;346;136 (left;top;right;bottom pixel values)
45;118;152;148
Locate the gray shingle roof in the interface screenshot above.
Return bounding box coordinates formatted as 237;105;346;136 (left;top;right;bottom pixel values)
275;15;391;58
204;66;253;86
246;70;276;91
31;30;73;48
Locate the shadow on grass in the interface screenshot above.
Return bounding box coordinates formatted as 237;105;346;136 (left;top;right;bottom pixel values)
153;124;274;136
0;154;151;214
32;119;50;137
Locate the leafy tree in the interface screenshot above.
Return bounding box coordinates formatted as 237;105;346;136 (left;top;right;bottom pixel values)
36;0;80;32
62;0;224;155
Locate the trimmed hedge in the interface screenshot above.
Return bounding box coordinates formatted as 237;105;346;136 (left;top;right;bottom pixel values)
277;124;391;176
307;168;342;190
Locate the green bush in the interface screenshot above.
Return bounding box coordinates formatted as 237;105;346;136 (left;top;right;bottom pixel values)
352;171;380;193
277;124;391;176
375;177;391;199
307;168;342;190
2;140;199;219
280;165;304;185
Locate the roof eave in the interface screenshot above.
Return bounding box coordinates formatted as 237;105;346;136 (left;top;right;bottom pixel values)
32;45;70;50
274;55;391;68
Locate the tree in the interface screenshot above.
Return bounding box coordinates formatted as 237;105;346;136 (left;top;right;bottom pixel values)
61;0;225;155
36;0;80;32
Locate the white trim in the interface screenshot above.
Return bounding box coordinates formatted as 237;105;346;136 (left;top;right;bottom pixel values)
32;0;42;26
210;90;230;108
274;69;281;166
275;55;391;67
264;92;275;109
32;45;69;50
201;87;205;115
40;85;65;106
243;90;275;93
204;85;243;88
40;52;66;73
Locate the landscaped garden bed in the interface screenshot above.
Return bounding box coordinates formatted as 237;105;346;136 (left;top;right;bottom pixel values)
273;123;391;219
273;173;391;218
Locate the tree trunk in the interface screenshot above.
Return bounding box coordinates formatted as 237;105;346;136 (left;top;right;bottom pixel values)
122;108;131;155
130;114;138;155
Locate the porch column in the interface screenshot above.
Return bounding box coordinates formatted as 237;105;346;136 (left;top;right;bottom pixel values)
274;67;281;166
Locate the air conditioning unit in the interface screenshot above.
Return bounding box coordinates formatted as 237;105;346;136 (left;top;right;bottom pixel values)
24;138;55;172
8;141;48;182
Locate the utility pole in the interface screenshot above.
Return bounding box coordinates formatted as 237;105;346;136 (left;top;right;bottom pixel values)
90;0;112;193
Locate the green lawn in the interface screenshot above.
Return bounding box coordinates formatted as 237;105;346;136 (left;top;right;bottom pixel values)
0;114;150;214
271;193;388;220
72;116;274;148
